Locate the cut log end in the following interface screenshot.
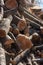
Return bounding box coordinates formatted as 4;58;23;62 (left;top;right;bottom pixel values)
0;29;6;37
16;34;33;50
17;20;27;31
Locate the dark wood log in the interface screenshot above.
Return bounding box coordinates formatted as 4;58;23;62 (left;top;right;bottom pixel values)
11;24;20;36
31;33;41;45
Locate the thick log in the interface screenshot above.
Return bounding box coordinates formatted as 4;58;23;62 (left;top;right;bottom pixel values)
16;34;33;50
0;43;6;65
5;0;18;9
0;35;14;50
0;0;4;20
0;15;13;37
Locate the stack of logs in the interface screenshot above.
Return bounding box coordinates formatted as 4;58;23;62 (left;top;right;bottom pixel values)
0;0;43;65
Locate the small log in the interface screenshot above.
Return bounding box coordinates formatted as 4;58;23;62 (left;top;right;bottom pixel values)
17;20;27;31
40;27;43;35
31;33;41;45
0;7;4;21
24;26;30;37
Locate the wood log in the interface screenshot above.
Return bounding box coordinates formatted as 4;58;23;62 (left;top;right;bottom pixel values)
10;49;29;65
8;32;22;54
40;27;43;35
0;15;13;37
31;33;41;45
17;62;24;65
0;7;4;21
30;54;39;65
18;0;27;7
16;34;33;50
9;26;13;32
13;28;20;36
0;43;6;65
0;0;4;20
0;35;14;50
17;19;27;31
11;24;20;36
5;0;18;9
19;5;43;26
13;15;27;31
24;26;30;37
